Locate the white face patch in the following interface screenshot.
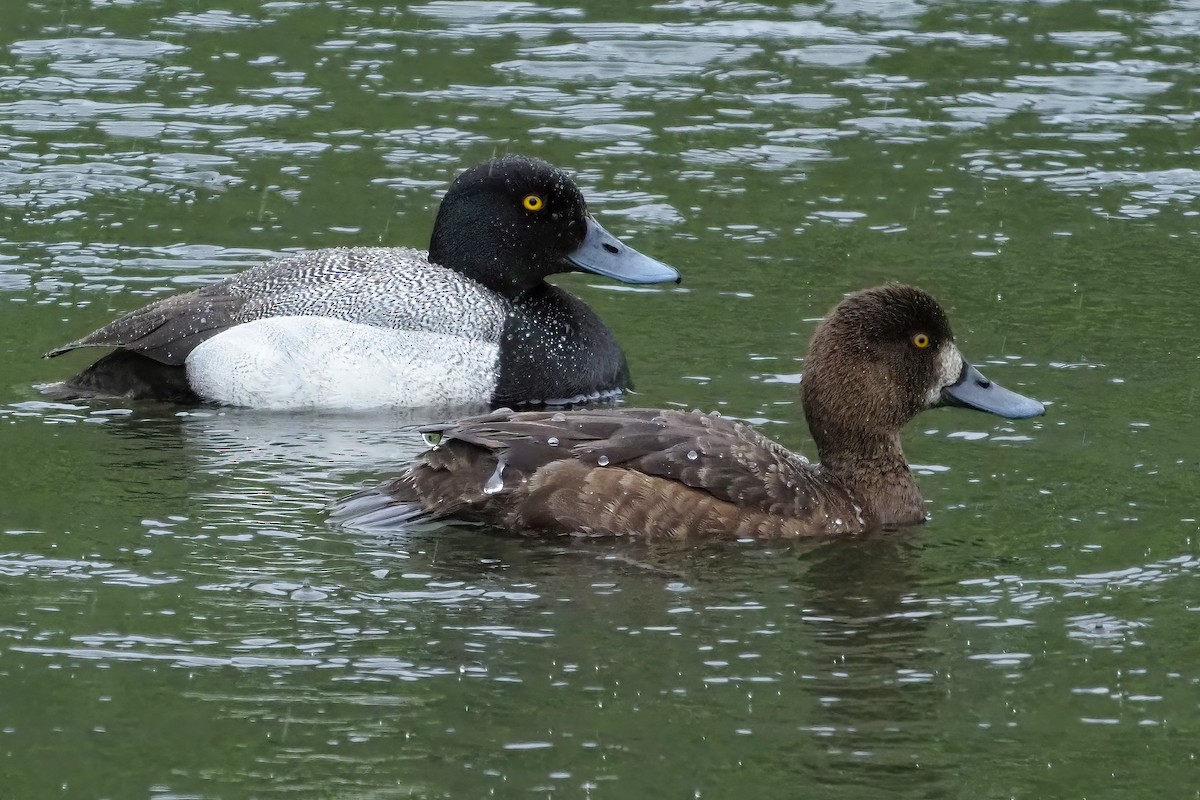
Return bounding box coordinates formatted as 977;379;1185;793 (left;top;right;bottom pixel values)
925;343;965;408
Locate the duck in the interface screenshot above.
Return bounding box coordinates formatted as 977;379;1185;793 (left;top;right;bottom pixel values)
332;284;1046;538
44;155;680;410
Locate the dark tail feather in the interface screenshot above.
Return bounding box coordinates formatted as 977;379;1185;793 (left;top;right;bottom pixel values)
330;482;433;531
58;350;200;403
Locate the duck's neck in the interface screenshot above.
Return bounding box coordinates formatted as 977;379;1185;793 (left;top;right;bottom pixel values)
491;284;630;406
815;429;925;529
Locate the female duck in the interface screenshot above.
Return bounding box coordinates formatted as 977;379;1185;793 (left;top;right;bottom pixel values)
46;155;679;410
335;285;1045;537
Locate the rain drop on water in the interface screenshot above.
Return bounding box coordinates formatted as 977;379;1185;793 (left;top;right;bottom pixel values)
551;412;566;422
687;450;699;461
547;437;559;446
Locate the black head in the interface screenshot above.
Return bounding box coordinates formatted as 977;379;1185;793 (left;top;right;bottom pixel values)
802;284;1043;462
428;155;678;297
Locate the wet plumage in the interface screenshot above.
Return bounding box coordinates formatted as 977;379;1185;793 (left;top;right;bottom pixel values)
333;284;1046;538
45;155;679;409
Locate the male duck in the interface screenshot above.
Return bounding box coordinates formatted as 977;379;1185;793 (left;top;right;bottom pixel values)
334;284;1046;538
46;155;680;410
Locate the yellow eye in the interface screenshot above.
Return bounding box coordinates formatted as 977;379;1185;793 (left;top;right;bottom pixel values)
522;194;544;211
912;333;930;349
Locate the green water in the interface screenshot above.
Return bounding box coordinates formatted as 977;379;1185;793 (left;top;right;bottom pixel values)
2;0;1198;796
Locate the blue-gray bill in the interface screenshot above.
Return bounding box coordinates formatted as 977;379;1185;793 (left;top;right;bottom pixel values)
940;362;1045;419
567;216;681;285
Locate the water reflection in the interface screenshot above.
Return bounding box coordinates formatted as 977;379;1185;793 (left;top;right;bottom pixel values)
177;407;438;474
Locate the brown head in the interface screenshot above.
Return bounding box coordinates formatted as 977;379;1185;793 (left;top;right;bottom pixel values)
802;284;1043;475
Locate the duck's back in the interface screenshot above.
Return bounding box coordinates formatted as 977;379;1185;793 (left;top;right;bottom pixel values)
336;408;866;538
49;246;507;365
225;247;506;339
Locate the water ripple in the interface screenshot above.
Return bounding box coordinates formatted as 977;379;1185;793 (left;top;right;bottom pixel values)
10;37;185;60
161;10;269;30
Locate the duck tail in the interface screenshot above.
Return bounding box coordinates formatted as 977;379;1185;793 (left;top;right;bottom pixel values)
329;479;434;531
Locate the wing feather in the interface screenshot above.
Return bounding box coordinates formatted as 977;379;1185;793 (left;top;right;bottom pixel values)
46;290;246;364
416;408;825;519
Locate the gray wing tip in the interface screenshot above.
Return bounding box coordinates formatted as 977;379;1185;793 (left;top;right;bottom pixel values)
44;343;79;359
45;334;103;357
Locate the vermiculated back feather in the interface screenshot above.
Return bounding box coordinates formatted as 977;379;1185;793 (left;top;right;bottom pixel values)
47;247;507;365
47;155;672;407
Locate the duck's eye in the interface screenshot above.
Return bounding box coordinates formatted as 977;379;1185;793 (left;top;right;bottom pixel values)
522;194;545;212
912;333;931;349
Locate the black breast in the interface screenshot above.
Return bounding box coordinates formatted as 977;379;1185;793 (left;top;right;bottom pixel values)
492;285;631;406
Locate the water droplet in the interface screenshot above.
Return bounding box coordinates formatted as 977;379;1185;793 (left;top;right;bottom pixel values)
483;458;506;495
551;412;566;422
687;450;699;461
547;437;559;446
597;454;610;467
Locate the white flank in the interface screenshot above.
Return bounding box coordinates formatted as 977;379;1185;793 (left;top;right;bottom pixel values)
186;316;500;410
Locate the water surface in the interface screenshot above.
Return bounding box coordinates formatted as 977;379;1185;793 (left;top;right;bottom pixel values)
2;0;1198;796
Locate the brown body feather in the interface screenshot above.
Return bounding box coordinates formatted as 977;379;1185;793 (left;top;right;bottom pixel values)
335;284;1044;540
365;408;868;539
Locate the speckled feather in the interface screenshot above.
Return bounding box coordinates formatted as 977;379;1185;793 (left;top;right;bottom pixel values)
47;247;508;365
332;284;1045;538
47;155;677;408
339;408;864;539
